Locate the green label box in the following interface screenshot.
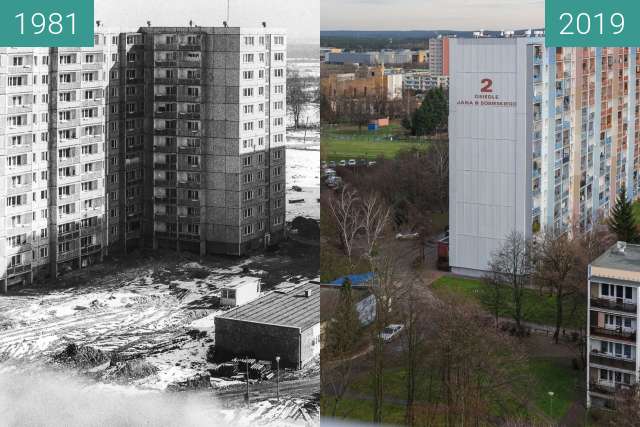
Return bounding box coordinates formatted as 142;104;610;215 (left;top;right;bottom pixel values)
0;0;94;47
546;0;639;47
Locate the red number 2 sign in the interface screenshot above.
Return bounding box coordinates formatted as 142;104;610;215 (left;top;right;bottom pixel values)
480;78;493;93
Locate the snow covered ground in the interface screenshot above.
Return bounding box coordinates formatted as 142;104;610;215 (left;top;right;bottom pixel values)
287;146;319;221
0;252;319;425
286;49;319;221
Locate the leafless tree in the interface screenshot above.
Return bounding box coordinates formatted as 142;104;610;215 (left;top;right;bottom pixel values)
360;192;391;262
287;68;310;129
327;185;362;272
428;295;532;426
368;256;398;424
321;349;357;418
532;230;580;344
400;276;431;426
424;140;449;214
487;231;534;333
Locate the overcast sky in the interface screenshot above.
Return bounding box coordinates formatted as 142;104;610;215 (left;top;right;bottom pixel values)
96;0;319;43
321;0;544;31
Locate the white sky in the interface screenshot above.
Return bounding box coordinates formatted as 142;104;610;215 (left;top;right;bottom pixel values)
95;0;319;43
321;0;544;31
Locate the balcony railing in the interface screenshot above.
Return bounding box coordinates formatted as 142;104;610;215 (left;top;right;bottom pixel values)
591;297;637;313
591;326;636;342
7;263;31;277
590;352;636;370
589;381;631;395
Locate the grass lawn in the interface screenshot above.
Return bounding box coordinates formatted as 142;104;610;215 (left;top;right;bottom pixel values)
322;123;429;161
321;396;406;425
633;201;640;223
432;276;585;329
320;242;371;283
527;358;579;420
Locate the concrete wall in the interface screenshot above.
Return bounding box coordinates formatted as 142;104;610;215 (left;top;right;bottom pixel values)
215;317;302;368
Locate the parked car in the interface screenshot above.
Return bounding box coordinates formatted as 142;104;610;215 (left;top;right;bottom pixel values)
328;161;336;168
321;161;327;169
323;168;336;177
380;324;405;342
326;175;343;189
357;159;367;166
338;160;347;167
348;159;357;167
368;161;377;167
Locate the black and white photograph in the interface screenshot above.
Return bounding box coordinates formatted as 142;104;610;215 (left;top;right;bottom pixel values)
0;1;320;425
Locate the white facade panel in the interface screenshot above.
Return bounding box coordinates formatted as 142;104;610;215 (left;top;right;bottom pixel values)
449;38;532;275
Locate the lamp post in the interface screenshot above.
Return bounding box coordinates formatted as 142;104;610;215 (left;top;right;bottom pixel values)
245;357;250;404
548;391;554;416
275;356;281;401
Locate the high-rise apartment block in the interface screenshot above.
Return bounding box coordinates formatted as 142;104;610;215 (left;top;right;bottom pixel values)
0;26;287;292
428;36;450;76
449;37;640;275
587;242;640;409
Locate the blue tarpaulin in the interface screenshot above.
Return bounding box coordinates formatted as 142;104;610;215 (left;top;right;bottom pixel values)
326;272;374;287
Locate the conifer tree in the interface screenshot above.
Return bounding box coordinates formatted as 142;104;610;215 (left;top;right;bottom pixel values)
609;184;640;243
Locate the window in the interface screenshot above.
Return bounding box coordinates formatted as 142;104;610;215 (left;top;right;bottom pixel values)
244;36;254;46
242;53;254;63
243;70;254;80
12;57;23;66
274;36;284;45
243;88;254;97
8;76;26;86
274;52;284;61
243;224;254;236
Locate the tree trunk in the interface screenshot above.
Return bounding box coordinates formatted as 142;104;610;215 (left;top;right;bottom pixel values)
553;290;563;344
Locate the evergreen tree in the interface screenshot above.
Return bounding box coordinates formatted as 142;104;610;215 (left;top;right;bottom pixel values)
609;184;640;243
327;279;362;355
409;86;448;136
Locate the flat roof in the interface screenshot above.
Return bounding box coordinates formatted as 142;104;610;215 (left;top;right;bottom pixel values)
592;243;640;273
218;282;319;330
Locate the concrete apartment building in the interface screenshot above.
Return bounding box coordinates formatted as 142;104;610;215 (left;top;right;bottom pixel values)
403;70;449;92
587;242;640;409
320;64;402;104
449;36;640;275
428;36;450;76
0;25;287;292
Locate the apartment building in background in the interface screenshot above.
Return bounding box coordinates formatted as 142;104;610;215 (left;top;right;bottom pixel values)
587;242;640;409
449;36;640;275
428;35;450;76
0;25;287;292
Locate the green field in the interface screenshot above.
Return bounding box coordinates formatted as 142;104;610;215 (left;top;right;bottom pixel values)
323;358;578;424
432;276;585;329
322;124;429;161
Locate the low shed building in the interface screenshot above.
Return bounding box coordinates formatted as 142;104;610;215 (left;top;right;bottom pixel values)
214;282;320;369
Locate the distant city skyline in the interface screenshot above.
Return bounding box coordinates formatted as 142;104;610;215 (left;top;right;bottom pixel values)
321;0;543;31
96;0;319;43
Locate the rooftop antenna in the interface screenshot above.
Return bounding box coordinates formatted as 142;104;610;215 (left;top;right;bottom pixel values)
262;21;266;28
223;21;228;28
147;20;151;27
96;20;101;28
189;20;193;27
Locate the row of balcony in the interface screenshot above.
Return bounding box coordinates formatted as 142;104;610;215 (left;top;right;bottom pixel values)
590;351;636;371
591;297;637;313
